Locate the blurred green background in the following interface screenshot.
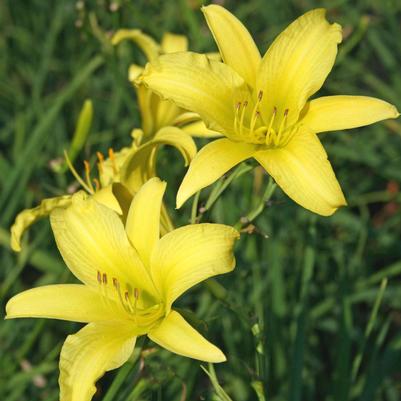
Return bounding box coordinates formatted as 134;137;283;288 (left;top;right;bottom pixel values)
1;0;401;400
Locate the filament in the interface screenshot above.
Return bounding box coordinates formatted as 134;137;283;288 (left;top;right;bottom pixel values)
64;150;93;194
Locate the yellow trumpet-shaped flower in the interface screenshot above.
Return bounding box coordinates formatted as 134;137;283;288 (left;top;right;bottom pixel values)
137;6;399;216
6;178;239;401
10;146;173;252
112;29;221;139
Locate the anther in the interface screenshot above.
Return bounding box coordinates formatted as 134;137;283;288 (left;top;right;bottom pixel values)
102;273;108;285
243;100;248;108
235;102;241;110
83;160;90;175
83;160;95;193
96;151;104;174
258;90;263;101
93;178;100;191
97;270;102;284
134;288;140;300
108;148;118;174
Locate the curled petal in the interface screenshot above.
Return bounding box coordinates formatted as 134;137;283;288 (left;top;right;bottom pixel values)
10;195;72;252
111;29;160;61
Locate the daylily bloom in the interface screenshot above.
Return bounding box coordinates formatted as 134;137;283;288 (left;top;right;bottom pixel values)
6;178;239;401
137;6;399;216
11;31;208;251
10;146;173;251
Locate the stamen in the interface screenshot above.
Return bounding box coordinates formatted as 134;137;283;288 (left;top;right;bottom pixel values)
239;101;248;137
266;107;277;145
96;151;104;175
97;270;111;311
63;150;93;194
124;291;134;314
108;148;118;174
93;178;100;191
275;109;289;146
83;160;95;193
234;102;241;135
113;277;130;314
249;92;264;135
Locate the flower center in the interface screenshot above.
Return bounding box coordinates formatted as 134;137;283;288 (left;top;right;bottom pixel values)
96;270;164;333
233;92;295;148
64;148;122;195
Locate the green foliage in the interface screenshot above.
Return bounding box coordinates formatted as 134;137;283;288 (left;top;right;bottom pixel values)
1;0;401;400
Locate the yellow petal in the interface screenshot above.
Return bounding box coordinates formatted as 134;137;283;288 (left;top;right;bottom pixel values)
181;120;222;138
257;9;342;129
126;178;166;268
161;32;188;53
10;195;72;252
254;128;346;216
150;223;239;308
176;138;256;208
138;51;247;134
111;29;160;61
148;310;226;363
299;95;400;133
5;284;123;322
92;184;122;214
50;193;157;297
120;143;156;193
160;202;174;235
59;321;136;401
121;126;197;192
128;64;143;82
202;4;261;86
135;85;155;137
171;112;222;137
154;98;182;131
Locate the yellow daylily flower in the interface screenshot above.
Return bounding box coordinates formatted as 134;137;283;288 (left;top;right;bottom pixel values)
10;145;173;252
137;6;399;216
6;178;239;401
112;29;220;139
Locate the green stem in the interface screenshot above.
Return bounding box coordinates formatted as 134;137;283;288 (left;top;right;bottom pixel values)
235;177;277;230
